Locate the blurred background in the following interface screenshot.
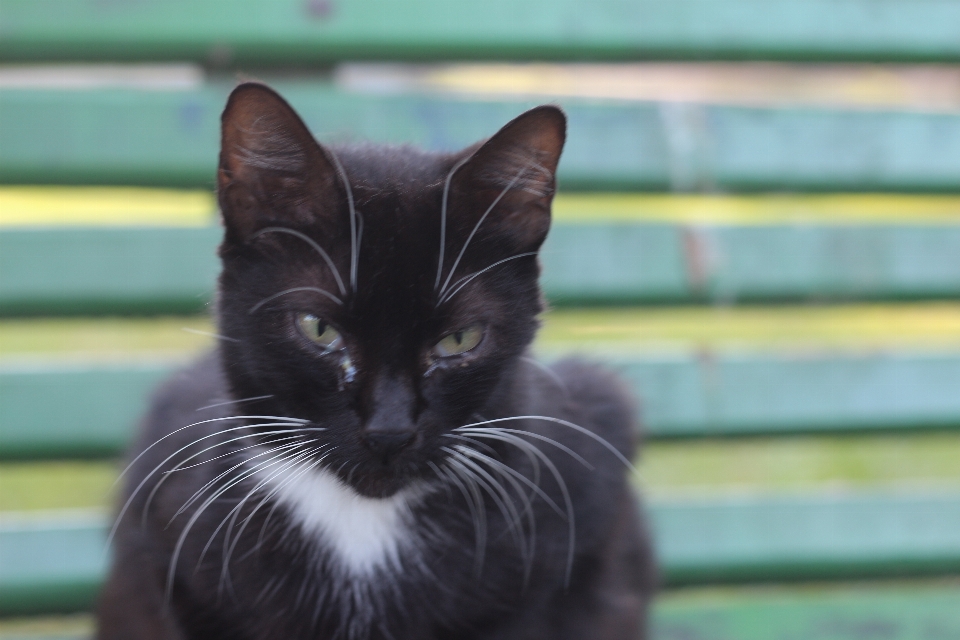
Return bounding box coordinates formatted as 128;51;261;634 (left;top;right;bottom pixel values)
2;1;960;638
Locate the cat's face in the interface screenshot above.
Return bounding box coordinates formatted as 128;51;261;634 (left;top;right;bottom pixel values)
215;84;565;498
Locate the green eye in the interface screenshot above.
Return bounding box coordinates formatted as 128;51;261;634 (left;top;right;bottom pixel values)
296;313;343;351
433;326;483;358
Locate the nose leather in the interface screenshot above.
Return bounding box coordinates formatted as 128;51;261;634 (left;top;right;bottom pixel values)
362;372;417;464
363;430;415;464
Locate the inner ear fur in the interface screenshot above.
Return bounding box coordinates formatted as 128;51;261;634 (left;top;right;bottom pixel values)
451;105;567;252
217;82;342;242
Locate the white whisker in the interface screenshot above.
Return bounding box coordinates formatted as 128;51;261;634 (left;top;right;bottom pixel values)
251;227;346;296
453;426;579;586
141;432;308;526
249;286;342;314
116;414;311;482
438;251;538;306
430;461;486;576
444;448;528;569
451;445;538;583
438;162;532;297
522;357;569;397
173;440;310;525
459;415;635;472
108;420;320;551
166;442;315;603
196;395;274;412
181;327;241;343
435;155;472;291
325;148;359;293
216;446;328;596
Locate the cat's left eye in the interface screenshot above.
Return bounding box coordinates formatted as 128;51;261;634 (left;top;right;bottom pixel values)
296;313;344;352
433;326;484;358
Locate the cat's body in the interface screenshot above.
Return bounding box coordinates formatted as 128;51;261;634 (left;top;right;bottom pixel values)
97;84;656;640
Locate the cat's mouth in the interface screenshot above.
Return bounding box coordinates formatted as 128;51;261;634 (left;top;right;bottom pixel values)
327;435;432;499
346;460;426;499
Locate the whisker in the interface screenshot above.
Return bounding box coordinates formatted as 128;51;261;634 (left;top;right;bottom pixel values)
459;415;635;472
521;357;569;397
449;439;563;517
251;227;346;296
438;162;532;297
181;327;241;343
165;442;313;603
196;395;275;412
108;421;319;550
430;461;486;576
442;432;499;458
444;448;528;567
224;445;335;577
451;445;538;583
438;251;538;306
435;155;472;291
116;415;311;483
249;286;342;314
457;426;592;469
452;426;578;586
173;440;308;523
464;419;543;488
215;446;326;595
141;432;308;527
325;148;358;293
244;447;335;563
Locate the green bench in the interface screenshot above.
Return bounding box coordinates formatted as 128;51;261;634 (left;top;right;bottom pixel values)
2;1;960;636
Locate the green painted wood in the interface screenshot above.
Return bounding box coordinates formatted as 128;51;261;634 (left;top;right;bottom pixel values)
7;585;960;640
4;493;960;615
652;584;960;639
655;493;960;585
0;514;107;615
0;364;172;458
3;0;960;63
5;351;960;458
4;223;960;315
0;227;221;315
615;353;960;438
5;87;960;191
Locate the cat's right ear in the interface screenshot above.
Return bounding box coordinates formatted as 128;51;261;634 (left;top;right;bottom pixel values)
218;83;341;242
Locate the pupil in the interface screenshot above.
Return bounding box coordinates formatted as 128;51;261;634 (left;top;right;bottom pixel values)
454;331;463;344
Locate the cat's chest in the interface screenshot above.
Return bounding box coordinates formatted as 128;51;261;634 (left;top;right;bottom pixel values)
262;465;424;576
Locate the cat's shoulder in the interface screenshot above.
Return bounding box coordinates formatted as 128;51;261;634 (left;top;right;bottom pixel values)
134;350;228;451
542;356;641;456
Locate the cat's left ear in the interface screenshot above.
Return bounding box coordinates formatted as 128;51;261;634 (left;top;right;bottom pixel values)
217;83;344;243
452;105;566;252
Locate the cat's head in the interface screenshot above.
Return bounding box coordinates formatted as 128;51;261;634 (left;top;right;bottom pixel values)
215;83;565;498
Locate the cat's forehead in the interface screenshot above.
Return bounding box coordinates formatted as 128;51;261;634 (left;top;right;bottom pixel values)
334;144;453;193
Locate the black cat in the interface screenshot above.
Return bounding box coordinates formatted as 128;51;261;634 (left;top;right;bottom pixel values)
97;83;656;640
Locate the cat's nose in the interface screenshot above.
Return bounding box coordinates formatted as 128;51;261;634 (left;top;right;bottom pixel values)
362;430;415;464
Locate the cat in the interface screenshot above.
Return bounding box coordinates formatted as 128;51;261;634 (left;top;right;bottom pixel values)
96;82;657;640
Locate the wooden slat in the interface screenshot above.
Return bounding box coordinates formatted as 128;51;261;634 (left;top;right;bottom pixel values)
653;582;960;639
5;87;960;191
3;0;960;63
5;351;960;458
4;493;960;615
0;228;220;315
0;364;171;458
656;493;960;584
4;223;960;315
7;585;960;640
0;513;107;615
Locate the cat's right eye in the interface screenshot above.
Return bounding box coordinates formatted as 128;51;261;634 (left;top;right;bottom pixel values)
296;313;344;352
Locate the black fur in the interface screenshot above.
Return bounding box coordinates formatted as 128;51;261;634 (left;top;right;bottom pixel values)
97;83;656;640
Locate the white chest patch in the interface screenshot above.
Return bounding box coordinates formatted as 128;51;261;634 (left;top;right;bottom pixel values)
262;465;423;576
